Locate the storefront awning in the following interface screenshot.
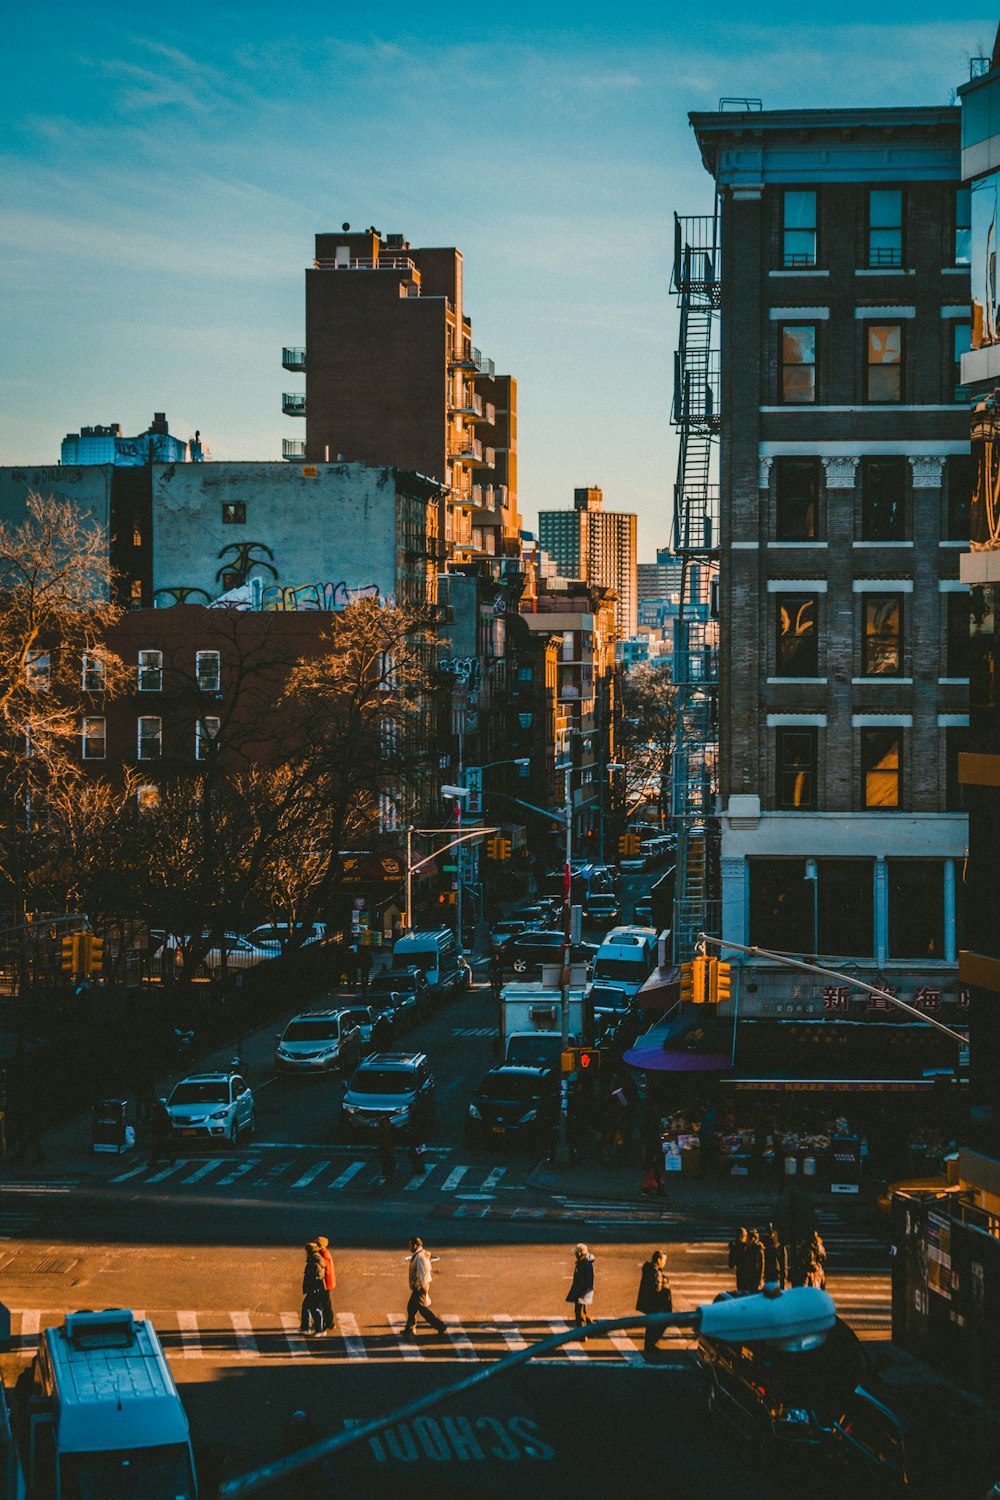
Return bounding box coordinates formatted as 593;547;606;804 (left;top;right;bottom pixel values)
625;1045;731;1073
637;964;681;1010
624;1007;733;1073
342;850;438;884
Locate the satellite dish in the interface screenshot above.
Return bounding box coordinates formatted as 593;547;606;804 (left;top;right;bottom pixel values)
342;222;350;232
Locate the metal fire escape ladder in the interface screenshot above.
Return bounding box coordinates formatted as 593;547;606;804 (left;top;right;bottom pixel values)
669;211;721;963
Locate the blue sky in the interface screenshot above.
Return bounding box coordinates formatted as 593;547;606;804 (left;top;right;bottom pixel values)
1;3;991;558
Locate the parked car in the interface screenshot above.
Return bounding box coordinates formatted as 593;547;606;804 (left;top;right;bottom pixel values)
582;894;623;930
340;1052;436;1137
488;918;539;954
155;932;273;973
587;981;631;1021
503;929;594;978
274;1009;362;1075
165;1071;255;1148
391;927;467;1001
248;921;326;951
509;900;561;926
465;1065;559;1148
340;1003;394;1052
633;897;653;926
368;967;430;1021
618;858;646;875
826;1386;909;1495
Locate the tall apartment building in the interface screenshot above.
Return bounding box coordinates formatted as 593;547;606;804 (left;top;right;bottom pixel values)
284;227;519;560
690;105;971;1014
538;486;637;640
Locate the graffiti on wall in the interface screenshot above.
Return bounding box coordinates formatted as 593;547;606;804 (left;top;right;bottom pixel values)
215;541;279;585
439;656;480;690
260;581;383;611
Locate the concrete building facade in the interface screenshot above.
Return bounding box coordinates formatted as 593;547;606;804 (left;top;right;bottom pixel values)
61;413;207;466
690;104;971;1016
538;486;638;641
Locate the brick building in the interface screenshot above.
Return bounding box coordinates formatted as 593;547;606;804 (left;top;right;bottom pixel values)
689;105;971;1014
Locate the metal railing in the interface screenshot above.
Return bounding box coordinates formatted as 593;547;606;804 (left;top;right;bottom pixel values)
282;393;306;416
313;255;417;272
281;347;306;370
282;439;306;459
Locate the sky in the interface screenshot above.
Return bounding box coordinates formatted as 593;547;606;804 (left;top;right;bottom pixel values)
0;3;991;560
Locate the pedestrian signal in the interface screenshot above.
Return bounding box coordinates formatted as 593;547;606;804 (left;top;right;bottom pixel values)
679;957;708;1004
711;959;732;1005
438;891;457;905
561;1047;601;1073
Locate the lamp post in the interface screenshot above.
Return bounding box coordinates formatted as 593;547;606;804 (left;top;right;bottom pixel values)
219;1287;838;1497
441;784;470;956
404;816;498;937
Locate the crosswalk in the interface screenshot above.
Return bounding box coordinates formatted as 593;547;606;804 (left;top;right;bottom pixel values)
104;1152;513;1201
4;1273;890;1366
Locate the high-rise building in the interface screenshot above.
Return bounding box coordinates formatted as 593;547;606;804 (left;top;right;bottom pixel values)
538;486;637;639
284;227;519;560
690;103;970;1014
61;413;207;466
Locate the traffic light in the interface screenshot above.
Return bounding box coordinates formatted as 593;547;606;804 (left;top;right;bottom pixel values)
499;837;512;860
679;956;708;1004
438;891;457;905
87;935;104;975
561;1047;601;1073
60;934;79;974
711;959;732;1006
487;837;500;859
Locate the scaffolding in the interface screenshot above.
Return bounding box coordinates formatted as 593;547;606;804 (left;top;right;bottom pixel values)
669;210;721;962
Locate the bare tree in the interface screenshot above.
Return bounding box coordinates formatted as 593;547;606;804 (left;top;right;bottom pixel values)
620;662;676;821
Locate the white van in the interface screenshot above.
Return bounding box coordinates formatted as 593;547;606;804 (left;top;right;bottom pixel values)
591;926;658;1000
22;1309;197;1498
391;927;467;1000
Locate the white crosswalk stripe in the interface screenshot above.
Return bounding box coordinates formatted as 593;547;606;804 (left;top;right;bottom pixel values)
405;1163;439;1190
549;1320;588;1361
490;1313;528;1351
145;1161;186;1184
329;1161;367;1191
290;1160;331;1190
440;1166;469;1192
177;1311;201;1357
481;1167;506;1191
337;1312;368;1361
108;1163;149;1185
215;1158;260;1188
279;1313;310;1357
181;1159;226;1185
387;1313;424;1359
229;1311;258;1358
443;1314;479;1361
102;1152;515;1200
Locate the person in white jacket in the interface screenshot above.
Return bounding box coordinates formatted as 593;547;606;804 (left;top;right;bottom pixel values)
404;1235;446;1338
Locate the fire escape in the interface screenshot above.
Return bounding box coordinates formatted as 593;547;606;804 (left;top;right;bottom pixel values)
669;210;721;962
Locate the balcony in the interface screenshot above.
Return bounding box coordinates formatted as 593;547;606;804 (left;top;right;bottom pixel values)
282;347;306;371
480;400;497;426
282;439;306;460
449;343;479;370
449;435;483;464
473;348;495;379
477;446;496;470
450;391;483;418
282;392;306;417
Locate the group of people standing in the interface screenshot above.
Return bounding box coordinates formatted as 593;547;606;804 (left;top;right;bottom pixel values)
300;1237;337;1334
728;1224;826;1293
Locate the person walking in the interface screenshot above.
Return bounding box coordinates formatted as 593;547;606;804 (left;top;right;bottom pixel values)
740;1229;766;1293
635;1249;673;1359
728;1227;749;1289
300;1243;327;1335
566;1243;596;1337
147;1098;176;1172
762;1226;789;1289
377;1117;396;1183
793;1230;827;1288
316;1236;336;1333
403;1236;446;1338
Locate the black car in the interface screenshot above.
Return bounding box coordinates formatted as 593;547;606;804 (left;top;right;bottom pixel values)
509;900;561;927
465;1065;559;1147
368;966;431;1020
582;895;623;930
503;929;594;978
489;918;541;956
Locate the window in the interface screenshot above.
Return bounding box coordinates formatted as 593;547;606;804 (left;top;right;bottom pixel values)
136;784;160;812
774;457;821;541
222;502;246;525
195;717;220;761
25;650;50;691
195;650;221;692
953;322;971;395
748;859;811;952
955;186;971;267
947;455;974;541
81;653;106;692
865;323;902;403
130;579;142;609
137;716;162;761
861;728;900;809
132;526;142;548
888;860;944;959
81;716;106;760
817;860;875;958
775;727;817;810
867;188;903;267
775;594;818;677
137;649;163;693
860;458;906;542
862;595;902;676
780;324;817;403
946;592;971;678
782;190;817;268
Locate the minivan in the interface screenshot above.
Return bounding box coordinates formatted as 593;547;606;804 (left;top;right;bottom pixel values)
275;1009;362;1075
340;1052;436;1136
391;928;467;1000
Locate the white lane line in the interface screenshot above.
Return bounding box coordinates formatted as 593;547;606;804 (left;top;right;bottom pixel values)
145;1162;187;1184
108;1163;149;1185
252;1159;293;1189
329;1161;367;1191
548;1320;589;1361
177;1311;202;1357
405;1164;438;1190
388;1313;424;1360
290;1160;332;1191
338;1312;368;1361
18;1310;39;1353
608;1331;644;1365
215;1159;260;1188
443;1315;479;1361
481;1167;506;1191
490;1314;528;1352
230;1311;258;1358
280;1313;310;1358
440;1166;469;1192
181;1159;226;1185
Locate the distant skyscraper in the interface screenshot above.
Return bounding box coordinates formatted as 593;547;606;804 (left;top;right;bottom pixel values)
538;487;637;639
61;413;207;466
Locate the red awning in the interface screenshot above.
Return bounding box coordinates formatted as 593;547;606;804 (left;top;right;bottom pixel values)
638;965;680;1010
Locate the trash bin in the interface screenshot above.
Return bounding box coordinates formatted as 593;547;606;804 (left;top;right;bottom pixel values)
802;1155;817;1178
92;1099;132;1154
784;1154;798;1176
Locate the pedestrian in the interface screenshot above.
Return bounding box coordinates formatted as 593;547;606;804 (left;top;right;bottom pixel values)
566;1242;596;1337
403;1235;446;1338
147;1098;176;1171
793;1231;826;1288
489;951;503;1000
740;1229;765;1293
728;1226;749;1289
762;1225;789;1289
316;1236;336;1333
635;1249;673;1358
300;1242;327;1335
377;1117;396;1182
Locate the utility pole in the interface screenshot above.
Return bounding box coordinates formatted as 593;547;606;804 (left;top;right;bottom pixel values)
557;767;573;1163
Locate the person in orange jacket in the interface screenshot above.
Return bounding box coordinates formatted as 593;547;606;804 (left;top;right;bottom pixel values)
316;1235;336;1334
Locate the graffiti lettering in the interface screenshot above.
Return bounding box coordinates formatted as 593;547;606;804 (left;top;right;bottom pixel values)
215;541;278;585
260;581;382;611
439;656;480;689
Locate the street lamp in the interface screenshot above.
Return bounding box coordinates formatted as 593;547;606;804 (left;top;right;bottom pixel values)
441;785;470;956
219;1287;838;1496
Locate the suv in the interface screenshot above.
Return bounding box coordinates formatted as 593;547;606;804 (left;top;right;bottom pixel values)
368;966;431;1020
582;894;622;930
275;1009;362;1075
165;1072;255;1148
466;1065;559;1147
248;922;326;951
503;929;593;978
340;1003;394;1052
340;1052;436;1137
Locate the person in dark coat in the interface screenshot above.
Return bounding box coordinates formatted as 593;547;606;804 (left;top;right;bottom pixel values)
793;1231;826;1288
300;1243;327;1334
740;1229;765;1293
762;1226;789;1289
635;1249;673;1357
728;1226;749;1288
147;1098;176;1171
566;1243;596;1336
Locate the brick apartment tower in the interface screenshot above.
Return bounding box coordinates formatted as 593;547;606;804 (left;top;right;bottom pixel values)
690;106;971;1013
538;486;638;640
284;228;519;558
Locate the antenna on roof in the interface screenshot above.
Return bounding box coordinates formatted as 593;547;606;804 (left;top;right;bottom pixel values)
718;97;762;111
